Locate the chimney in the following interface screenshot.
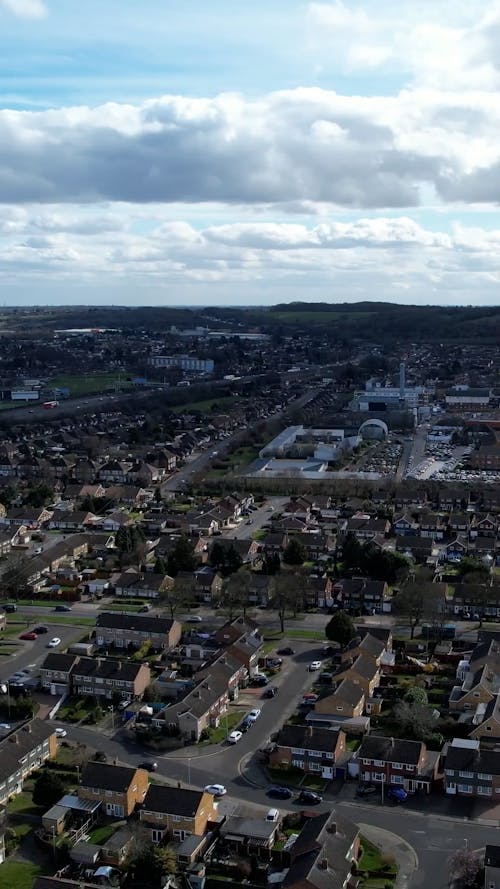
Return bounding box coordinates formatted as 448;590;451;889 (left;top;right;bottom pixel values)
327;822;337;834
9;734;19;744
307;725;313;738
390;736;394;747
23;723;32;733
318;858;328;870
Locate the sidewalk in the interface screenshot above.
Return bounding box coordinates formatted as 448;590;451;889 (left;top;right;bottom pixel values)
358;822;418;889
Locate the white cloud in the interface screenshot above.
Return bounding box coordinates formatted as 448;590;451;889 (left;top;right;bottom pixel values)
2;87;500;208
0;0;47;19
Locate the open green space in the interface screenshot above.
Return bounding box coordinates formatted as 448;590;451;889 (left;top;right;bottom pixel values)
0;860;43;889
286;628;325;641
201;709;245;745
100;603;143;613
173;396;237;414
50;373;134;397
6;791;43;816
89;823;119;845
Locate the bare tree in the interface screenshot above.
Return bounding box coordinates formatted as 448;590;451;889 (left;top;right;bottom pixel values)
447;848;481;888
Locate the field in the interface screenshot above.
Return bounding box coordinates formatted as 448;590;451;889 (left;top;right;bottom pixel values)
50;373;134;397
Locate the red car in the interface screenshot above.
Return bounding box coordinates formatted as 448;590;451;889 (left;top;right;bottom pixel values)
19;631;37;641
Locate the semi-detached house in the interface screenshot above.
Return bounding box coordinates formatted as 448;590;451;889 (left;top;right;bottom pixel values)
79;761;149;818
444;738;500;799
139;785;217;844
0;719;57;805
95;612;182;651
357;735;440;794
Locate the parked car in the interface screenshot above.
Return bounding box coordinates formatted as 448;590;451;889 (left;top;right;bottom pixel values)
227;730;243;744
0;723;11;731
277;647;294;656
185;615;203;623
19;631;37;641
139;605;151;613
388;787;408;803
4;604;17;613
250;674;269;687
34;625;48;634
356;784;377;797
264;686;278;698
247;708;261;723
297;790;323;805
308;660;322;671
240;716;253;732
55;728;67;738
54;605;71;613
138;761;158;772
204;784;227;796
268;785;292;800
47;637;61;648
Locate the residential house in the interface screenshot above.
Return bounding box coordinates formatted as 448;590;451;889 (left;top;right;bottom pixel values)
139;785;217;844
97;460;133;484
335;654;381;698
357;735;440;793
472;514;498;539
282;811;360;889
313;679;366;721
95;612;182;651
331;578;390;614
269;724;346;780
440;536;469;563
282;498;313;522
470;696;500;741
162;677;230;742
341;633;386;666
392;514;419;536
444;738;500;800
0;507;53;528
97;511;133;533
259;531;289;554
449;664;498;712
79;761;149;817
219;815;279;858
114;570;173;600
395;535;436;562
48;510;97;531
419;513;447;540
290;532;335;560
72;657;151;700
40;652;80;695
345;517;391;541
192;566;223;604
0;719;57;805
197;651;248;700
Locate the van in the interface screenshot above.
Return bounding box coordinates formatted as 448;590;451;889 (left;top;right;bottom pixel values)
118;699;132;712
266;808;280;822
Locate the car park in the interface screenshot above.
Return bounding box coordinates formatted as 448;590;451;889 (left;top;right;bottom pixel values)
227;730;243;744
47;637;61;648
204;784;227;796
268;785;293;799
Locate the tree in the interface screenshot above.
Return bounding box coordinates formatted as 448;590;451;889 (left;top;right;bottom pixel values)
33;770;66;807
160;574;194;620
166;536;196;576
23;482;53;507
393;582;442;639
127;838;177;887
393;700;436;741
325;611;356;647
447;848;481;888
269;574;304;633
221;570;253;618
403;686;428;706
261;552;281;575
283;538;306;566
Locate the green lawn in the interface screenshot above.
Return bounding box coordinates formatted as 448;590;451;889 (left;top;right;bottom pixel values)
7;791;43;816
201;710;245;745
89;823;119;845
286;629;325;641
301;775;328;791
50;373;134;397
101;604;143;613
357;838;397;888
0;861;43;889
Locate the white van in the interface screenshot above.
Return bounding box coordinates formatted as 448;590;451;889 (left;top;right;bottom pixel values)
266;808;280;822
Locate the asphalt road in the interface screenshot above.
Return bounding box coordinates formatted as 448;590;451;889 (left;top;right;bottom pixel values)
221;497;289;540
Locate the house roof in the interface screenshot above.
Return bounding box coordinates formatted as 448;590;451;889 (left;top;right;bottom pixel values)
445;741;500;775
344;633;385;659
284;811;359;889
485;845;500;869
80;761;144;793
0;718;56;784
358;735;423;765
142;784;204;817
41;653;79;673
74;657;146;683
96;611;179;635
341;654;379;681
276;724;342;753
221;815;277;842
326;678;365;707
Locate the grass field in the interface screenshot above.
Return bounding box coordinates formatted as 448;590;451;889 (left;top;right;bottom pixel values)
0;860;43;889
50;373;134;397
173;396;237;414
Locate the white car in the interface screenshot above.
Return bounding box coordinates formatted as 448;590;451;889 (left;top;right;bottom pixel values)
227;730;243;744
204;784;227;796
308;660;322;671
55;728;67;738
0;723;11;731
247;708;261;723
47;637;61;648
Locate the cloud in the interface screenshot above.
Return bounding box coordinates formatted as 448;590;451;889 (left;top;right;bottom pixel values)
0;0;47;19
1;87;500;209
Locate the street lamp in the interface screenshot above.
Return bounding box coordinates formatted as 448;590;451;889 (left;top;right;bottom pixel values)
108;705;114;731
187;757;191;787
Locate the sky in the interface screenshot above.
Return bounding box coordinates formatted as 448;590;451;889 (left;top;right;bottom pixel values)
1;0;500;306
